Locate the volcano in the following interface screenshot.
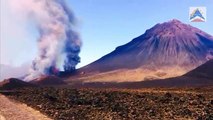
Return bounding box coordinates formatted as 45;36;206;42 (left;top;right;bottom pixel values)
0;78;35;90
67;19;213;82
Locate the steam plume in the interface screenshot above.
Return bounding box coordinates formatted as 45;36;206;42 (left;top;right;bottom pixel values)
11;0;81;80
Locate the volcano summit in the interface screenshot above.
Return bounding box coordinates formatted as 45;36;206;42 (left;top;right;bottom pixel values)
70;19;213;82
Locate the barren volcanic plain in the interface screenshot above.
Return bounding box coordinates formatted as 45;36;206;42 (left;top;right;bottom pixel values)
1;87;213;120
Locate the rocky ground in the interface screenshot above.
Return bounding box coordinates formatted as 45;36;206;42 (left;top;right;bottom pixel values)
1;87;213;120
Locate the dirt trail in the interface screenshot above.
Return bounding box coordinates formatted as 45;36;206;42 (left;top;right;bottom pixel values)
0;94;52;120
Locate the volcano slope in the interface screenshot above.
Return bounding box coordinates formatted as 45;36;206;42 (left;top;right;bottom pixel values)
66;19;213;83
62;60;213;88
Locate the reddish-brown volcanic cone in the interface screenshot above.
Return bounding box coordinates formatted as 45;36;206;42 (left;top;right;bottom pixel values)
0;78;35;90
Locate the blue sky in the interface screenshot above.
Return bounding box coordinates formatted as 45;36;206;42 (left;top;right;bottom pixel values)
1;0;213;68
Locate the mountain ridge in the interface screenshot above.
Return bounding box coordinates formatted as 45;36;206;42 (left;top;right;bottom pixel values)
69;19;213;82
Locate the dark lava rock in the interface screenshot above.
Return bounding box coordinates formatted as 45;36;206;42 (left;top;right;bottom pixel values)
164;92;172;98
4;87;213;120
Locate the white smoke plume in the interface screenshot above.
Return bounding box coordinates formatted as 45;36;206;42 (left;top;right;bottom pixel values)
10;0;81;80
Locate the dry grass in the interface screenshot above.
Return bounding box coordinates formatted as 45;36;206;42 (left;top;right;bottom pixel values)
72;67;187;83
